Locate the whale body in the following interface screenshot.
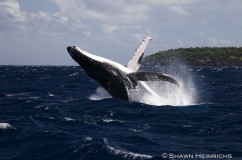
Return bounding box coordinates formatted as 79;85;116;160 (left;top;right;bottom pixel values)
67;37;178;101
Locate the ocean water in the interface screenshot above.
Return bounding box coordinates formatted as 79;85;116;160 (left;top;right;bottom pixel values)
0;66;242;160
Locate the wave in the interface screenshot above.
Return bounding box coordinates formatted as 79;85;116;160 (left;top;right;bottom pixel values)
102;119;125;123
83;137;92;141
48;92;55;97
5;92;29;97
129;128;143;132
68;72;79;77
104;138;153;160
64;117;75;122
0;122;14;130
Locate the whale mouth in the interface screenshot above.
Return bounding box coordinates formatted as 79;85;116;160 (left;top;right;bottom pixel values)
67;46;75;52
67;46;73;52
67;46;78;57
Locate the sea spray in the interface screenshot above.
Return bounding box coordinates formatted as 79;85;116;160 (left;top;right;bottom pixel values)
136;64;197;106
89;65;197;106
142;78;196;106
89;87;112;100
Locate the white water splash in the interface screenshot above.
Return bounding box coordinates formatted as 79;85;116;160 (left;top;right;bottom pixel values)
89;66;197;106
129;79;196;106
129;65;197;106
89;87;111;100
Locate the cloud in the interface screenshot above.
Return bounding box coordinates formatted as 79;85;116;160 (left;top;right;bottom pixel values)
50;0;151;25
0;0;241;65
0;0;25;22
103;25;120;36
0;0;71;37
209;37;232;46
0;0;196;37
169;5;191;16
142;0;198;5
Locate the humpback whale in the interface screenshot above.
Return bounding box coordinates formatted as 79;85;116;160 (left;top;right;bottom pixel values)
67;37;179;101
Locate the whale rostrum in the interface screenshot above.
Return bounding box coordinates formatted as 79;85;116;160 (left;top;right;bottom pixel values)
67;37;179;101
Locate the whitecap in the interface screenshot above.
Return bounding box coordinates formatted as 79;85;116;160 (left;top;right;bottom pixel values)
83;136;92;141
182;125;192;128
5;92;29;97
35;115;56;120
109;111;115;116
18;93;29;96
103;119;115;123
62;98;79;103
5;93;15;97
104;138;153;159
26;100;31;103
64;117;75;122
47;116;55;120
35;105;44;109
68;72;79;77
129;128;143;132
0;123;14;129
102;119;124;123
30;96;40;99
48;92;54;97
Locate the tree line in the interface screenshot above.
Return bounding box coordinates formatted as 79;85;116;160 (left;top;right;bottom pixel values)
142;47;242;66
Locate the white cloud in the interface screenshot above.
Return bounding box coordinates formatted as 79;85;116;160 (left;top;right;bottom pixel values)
0;0;26;22
169;5;191;16
142;0;198;5
0;0;72;35
82;31;92;37
0;0;241;65
209;37;232;46
50;0;151;25
103;25;120;36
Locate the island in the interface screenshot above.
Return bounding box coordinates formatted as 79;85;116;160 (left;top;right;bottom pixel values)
142;47;242;66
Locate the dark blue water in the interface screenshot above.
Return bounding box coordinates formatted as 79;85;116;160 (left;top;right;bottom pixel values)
0;66;242;160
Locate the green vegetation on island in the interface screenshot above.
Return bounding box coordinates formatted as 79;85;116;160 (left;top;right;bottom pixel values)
142;47;242;66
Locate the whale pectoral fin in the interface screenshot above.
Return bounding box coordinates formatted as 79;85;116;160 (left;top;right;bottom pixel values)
127;37;152;72
128;72;179;86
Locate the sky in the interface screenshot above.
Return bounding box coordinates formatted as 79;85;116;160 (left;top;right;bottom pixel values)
0;0;242;65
